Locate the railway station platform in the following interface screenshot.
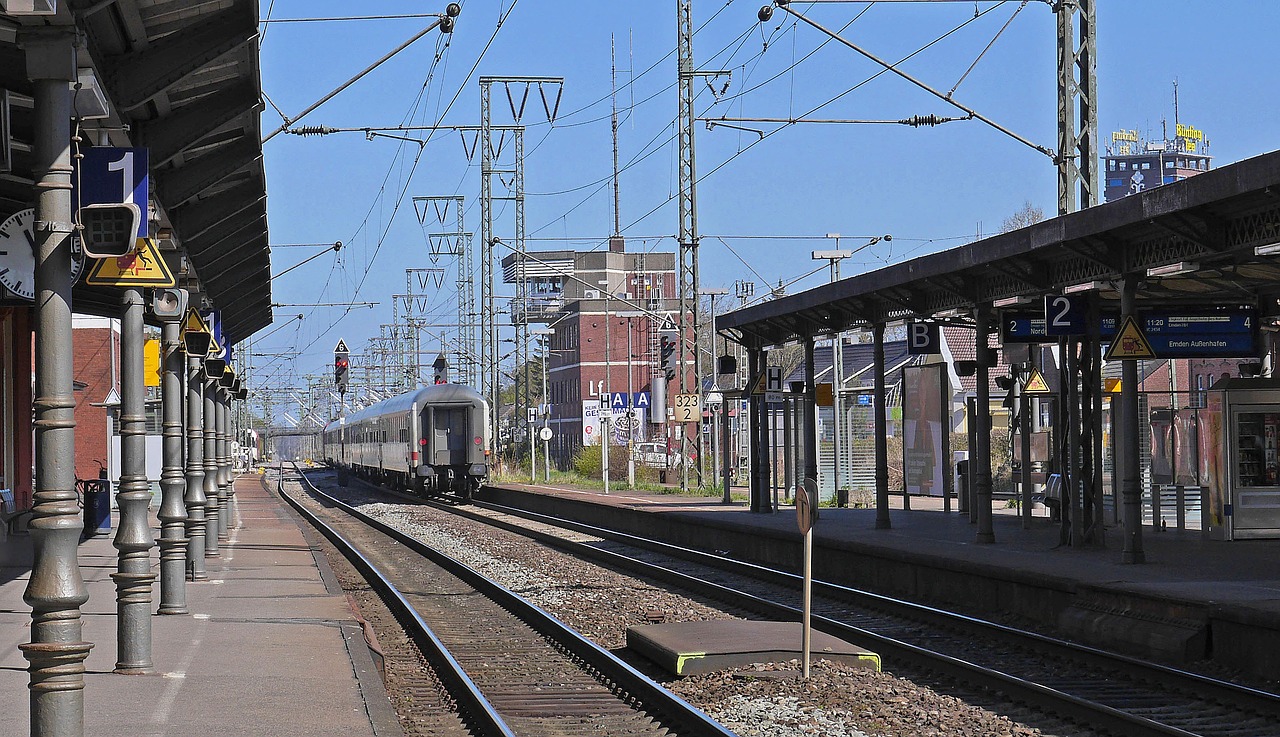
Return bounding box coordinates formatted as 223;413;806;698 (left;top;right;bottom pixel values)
481;482;1280;678
0;475;398;737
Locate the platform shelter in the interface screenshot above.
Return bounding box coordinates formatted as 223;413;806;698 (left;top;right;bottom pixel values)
717;150;1280;558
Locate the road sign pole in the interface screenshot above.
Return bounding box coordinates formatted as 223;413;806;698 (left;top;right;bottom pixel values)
797;478;817;681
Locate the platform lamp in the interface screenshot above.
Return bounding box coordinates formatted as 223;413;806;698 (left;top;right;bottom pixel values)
204;350;226;379
219;367;236;389
182;309;212;358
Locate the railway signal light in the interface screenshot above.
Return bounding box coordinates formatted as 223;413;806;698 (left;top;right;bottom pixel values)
432;353;448;384
660;331;678;382
334;338;350;394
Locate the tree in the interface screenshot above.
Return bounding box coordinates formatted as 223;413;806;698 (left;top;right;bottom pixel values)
1000;200;1046;234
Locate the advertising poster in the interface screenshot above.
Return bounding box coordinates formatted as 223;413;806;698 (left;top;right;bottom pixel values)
582;402;601;446
611;408;646;445
903;364;947;497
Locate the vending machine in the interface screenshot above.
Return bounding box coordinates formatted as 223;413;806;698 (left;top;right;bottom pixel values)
1203;378;1280;540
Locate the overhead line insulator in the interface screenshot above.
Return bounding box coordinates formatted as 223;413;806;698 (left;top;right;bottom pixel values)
288;125;340;137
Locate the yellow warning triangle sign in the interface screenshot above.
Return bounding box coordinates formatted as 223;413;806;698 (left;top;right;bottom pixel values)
1104;315;1157;360
183;308;210;336
1023;368;1051;394
85;238;176;287
750;371;766;395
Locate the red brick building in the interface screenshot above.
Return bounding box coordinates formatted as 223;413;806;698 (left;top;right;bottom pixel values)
71;316;118;482
0;307;34;510
505;244;680;467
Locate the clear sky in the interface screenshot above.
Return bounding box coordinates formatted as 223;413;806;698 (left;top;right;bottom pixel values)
253;0;1280;407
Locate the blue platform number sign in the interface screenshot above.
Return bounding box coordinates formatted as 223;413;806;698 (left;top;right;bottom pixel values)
1044;294;1087;337
202;309;224;357
77;147;150;238
906;321;940;355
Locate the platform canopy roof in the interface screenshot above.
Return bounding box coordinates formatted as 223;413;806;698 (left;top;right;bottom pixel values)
0;0;270;344
718;150;1280;351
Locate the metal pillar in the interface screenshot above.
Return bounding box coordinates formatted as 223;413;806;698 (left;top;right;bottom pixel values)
158;321;188;613
115;288;155;672
677;0;705;490
778;396;788;506
204;378;220;557
224;392;241;529
216;388;229;540
803;337;819;493
479;82;496;455
1020;361;1034;530
21;29;94;735
1056;0;1098;215
748;347;765;512
185;354;208;579
721;398;733;503
873;323;891;529
974;306;996;543
1120;275;1146;562
1066;337;1083;546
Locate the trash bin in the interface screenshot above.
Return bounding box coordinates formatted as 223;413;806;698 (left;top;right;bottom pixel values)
955;460;970;515
81;478;111;536
837;488;849;508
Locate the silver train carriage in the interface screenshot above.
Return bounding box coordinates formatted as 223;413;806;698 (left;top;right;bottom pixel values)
321;384;491;497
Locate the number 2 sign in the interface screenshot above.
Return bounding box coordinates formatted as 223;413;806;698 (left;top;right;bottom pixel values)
76;147;150;238
1043;294;1086;337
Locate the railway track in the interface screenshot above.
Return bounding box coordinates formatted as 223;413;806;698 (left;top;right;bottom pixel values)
417;484;1280;737
277;468;736;737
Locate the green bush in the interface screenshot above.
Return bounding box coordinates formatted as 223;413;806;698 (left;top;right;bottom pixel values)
571;444;634;481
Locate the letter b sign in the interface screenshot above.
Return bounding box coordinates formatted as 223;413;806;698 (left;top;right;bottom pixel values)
907;321;940;355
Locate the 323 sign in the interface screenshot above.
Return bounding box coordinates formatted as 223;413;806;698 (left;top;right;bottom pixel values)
673;393;702;423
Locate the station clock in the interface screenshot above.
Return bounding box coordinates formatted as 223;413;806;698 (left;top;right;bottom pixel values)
0;208;85;300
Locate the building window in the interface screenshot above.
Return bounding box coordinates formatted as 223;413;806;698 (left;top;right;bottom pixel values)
1166;161;1175;169
1119;161;1128;170
1142;162;1151;169
1109;160;1116;171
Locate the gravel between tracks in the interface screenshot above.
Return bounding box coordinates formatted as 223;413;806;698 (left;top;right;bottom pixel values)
311;481;1051;737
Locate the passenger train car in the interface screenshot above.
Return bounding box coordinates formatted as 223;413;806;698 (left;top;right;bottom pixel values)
320;383;491;498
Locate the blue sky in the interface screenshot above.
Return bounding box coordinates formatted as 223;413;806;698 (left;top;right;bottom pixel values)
253;0;1280;397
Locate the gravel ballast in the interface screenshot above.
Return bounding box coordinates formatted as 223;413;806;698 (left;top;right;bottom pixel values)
307;481;1072;736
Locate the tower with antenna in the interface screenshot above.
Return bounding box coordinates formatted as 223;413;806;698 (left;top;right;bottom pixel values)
1103;82;1212;203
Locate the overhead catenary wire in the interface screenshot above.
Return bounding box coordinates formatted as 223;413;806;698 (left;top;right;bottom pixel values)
287;0;522;363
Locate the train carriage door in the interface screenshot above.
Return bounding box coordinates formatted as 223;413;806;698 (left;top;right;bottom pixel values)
436;406;468;466
410;403;421;470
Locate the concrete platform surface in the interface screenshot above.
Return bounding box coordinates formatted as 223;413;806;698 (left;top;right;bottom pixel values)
0;475;400;737
627;620;881;676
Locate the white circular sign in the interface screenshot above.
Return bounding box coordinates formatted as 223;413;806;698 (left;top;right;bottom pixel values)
539;427;553;442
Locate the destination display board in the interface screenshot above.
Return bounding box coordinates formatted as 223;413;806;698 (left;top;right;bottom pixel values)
999;308;1257;358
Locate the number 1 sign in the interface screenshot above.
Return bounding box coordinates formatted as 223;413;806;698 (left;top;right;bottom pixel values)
77;147;150;238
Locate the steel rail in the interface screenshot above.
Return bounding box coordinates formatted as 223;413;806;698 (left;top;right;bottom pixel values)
287;469;737;737
279;469;516;737
443;490;1279;737
470;494;1280;716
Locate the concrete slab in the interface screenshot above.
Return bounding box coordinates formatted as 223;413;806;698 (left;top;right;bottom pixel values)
626;619;881;676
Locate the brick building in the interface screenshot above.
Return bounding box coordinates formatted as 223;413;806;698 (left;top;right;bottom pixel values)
71;316;118;482
503;240;680;467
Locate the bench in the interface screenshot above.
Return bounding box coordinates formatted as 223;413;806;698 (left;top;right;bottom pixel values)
1;488;29;536
1034;473;1062;520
